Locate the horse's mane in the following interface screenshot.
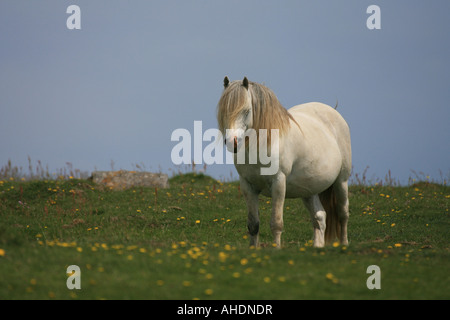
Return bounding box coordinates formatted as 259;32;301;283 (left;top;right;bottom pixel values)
217;79;299;140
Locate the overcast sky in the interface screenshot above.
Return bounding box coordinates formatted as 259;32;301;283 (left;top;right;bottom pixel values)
1;0;449;183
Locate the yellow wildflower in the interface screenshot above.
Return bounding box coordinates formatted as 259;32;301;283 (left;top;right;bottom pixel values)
205;289;213;295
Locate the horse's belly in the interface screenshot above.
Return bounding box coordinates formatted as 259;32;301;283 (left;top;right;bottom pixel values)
284;165;341;198
254;173;336;199
284;179;325;198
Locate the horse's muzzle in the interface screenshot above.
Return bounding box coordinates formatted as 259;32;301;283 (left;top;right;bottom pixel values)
224;136;239;153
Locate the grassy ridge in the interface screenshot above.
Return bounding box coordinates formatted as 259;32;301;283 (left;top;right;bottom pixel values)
0;173;449;299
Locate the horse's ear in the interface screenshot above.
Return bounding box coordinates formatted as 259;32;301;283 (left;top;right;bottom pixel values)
243;77;249;89
223;76;230;88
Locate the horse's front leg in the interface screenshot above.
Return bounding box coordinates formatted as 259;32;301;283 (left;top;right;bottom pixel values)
271;173;286;248
240;178;260;247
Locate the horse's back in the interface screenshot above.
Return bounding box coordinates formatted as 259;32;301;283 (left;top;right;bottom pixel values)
288;102;352;180
288;102;345;129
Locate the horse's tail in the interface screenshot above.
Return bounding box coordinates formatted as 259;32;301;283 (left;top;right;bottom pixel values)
319;185;341;245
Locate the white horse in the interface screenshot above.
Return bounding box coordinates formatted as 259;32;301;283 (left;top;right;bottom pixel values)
217;77;352;248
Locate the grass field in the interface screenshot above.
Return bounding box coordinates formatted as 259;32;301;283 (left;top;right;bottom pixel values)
0;172;449;300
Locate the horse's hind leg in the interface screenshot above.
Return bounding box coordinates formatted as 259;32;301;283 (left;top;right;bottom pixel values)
302;195;326;248
333;180;349;245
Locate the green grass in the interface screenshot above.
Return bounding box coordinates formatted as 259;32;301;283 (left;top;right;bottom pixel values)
0;174;449;299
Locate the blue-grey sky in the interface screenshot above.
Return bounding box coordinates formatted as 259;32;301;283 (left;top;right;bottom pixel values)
1;1;449;183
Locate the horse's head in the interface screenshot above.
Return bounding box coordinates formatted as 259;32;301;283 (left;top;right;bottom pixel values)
218;76;253;153
217;76;297;155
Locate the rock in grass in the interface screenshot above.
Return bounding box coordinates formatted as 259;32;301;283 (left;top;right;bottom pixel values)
91;170;169;190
